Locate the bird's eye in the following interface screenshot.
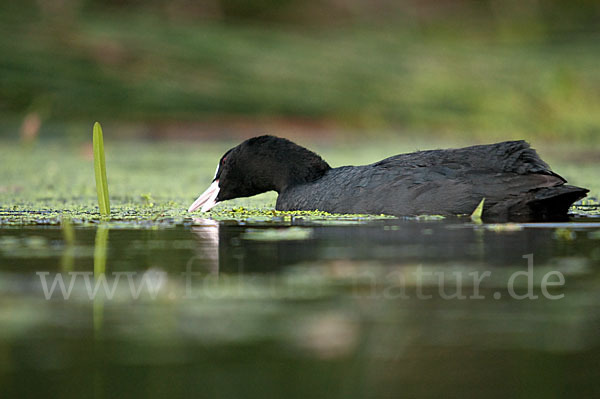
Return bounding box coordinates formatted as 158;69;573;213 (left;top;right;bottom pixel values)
221;156;227;164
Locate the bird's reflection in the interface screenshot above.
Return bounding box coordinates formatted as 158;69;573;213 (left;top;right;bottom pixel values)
190;218;220;275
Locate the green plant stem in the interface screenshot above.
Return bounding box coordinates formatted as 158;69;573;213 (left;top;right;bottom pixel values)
93;122;110;217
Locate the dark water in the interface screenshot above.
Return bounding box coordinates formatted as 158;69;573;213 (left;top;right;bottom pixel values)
1;217;599;398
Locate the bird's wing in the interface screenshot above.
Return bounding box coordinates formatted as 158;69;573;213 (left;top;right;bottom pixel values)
372;140;564;180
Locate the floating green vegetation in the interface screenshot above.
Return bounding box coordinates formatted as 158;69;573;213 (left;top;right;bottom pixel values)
208;207;396;223
0;196;597;229
570;198;600;218
93;122;110;218
140;193;155;207
0;204;398;228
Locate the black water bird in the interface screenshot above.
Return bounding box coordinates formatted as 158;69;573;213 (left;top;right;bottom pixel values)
188;135;588;221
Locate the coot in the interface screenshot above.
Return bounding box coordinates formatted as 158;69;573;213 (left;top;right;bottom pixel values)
188;135;588;221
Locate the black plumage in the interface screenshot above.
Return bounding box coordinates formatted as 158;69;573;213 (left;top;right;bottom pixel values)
190;135;588;221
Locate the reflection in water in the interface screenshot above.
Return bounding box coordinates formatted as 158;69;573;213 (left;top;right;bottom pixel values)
93;224;109;335
215;219;600;273
60;217;75;272
191;218;220;275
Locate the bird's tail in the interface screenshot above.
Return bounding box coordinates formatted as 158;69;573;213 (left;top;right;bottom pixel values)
486;185;588;222
527;185;589;220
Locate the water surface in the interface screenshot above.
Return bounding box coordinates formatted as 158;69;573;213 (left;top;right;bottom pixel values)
1;215;599;398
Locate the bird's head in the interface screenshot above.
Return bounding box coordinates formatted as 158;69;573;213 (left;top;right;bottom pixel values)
188;135;330;212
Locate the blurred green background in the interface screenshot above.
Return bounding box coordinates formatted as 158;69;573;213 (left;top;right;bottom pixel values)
1;0;600;144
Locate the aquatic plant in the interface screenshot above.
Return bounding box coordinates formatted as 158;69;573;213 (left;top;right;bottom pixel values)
471;198;485;224
93;122;110;218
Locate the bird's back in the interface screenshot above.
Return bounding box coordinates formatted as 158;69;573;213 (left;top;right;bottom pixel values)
276;141;587;220
372;140;557;177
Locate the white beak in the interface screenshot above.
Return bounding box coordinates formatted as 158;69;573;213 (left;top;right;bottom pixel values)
188;180;220;212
